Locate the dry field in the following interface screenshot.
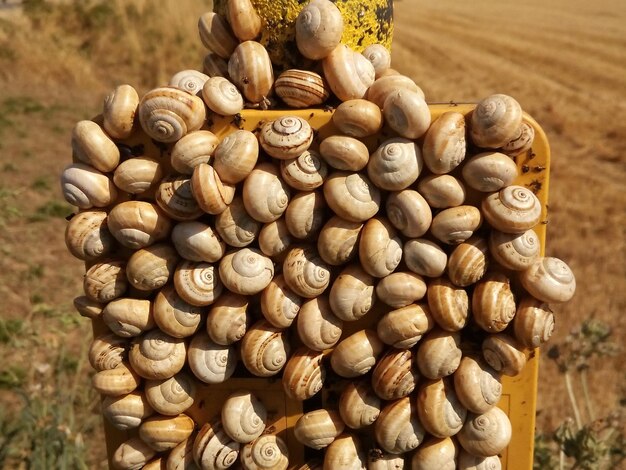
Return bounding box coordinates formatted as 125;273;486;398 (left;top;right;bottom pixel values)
0;0;623;467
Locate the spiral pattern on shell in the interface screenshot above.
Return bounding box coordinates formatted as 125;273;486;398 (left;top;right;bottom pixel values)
65;210;115;261
281;150;328;191
489;228;540;270
202;76;244;115
520;257;576;303
260;116;314;160
375;397;426;454
84;260;128;303
222;391;267;443
193;421;240;470
283;348;325;401
367;138;423;191
482;185;541;234
153;285;204;338
241;321;290;377
243;163;291;223
174;260;223;307
169;69;210;96
457;407;512;457
324;172;381;222
89;333;128;372
417;379;468;438
283;246;331;298
145;372;196;416
129;329;187;380
188;332;237;384
219;248;274;296
241;435;289;470
471;94;523;148
339;380;381;429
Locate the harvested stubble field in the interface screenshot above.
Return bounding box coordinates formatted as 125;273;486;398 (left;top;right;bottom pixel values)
0;0;623;467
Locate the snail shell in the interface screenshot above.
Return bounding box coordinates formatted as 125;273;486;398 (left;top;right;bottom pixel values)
226;0;262;41
170;130;219;175
102;391;154;431
214;197;261;247
153;284;204;338
417;378;468;438
113;157;163;194
258;219;293;260
187;331;237;384
368;138;423;191
166;436;197;470
427;277;470;331
297;296;343;351
481;185;542;234
366;74;424;109
89;333;129;371
411;437;458;470
454;356;502;414
283;245;331;298
296;0;343;60
376;272;427;308
513;296;555;348
103;84;139;139
458;451;502;470
323;44;375;101
107;201;172;250
374;397;426;454
501;119;534;157
126;243;179;291
174;260;223;307
362;44;391;78
519;256;576;303
102;298;154;338
169;69;210;96
383;90;431;139
240;435;289;470
61;163;117;209
489;228;540;271
138;87;206;143
323;433;366;470
197;12;238;58
462;152;518;192
192;163;237;216
280;150;328;191
129;329;187;380
221;391;267;443
207;291;250;345
470;94;523;148
65;210;116;261
228;41;274;103
171;221;225;263
274;69;330;108
386;189;432;238
73;295;104;319
329;264;376;321
202;76;244;116
319;135;369;172
403;238;447;278
286;191;326;239
193;420;241;470
416;329;462;380
144;371;197;416
472;272;517;333
481;334;527;377
422;112;467;174
376;303;434;349
282;347;325;401
219;248;274;295
71;120;120;172
259;116;314;160
92;361;141;396
213;130;259;184
203;52;229;78
338;380;381;429
368;450;406;470
240;320;290;377
333;99;383;138
417;174;466;209
359;217;402;278
84;259;127;302
324;172;381;223
430;205;482;245
330;329;384;378
371;348;418;400
157;175;204;222
294;409;345;450
457;407;512;457
112;436;156;470
260;274;302;329
317;216;362;266
447;236;489;287
243;162;291;223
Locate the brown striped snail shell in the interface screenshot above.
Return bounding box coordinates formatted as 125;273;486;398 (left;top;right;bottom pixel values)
447;236;489;287
294;409;345;450
319;135;370;172
107;201;172;250
481;334;527;377
427;277;470;331
157;175;204;222
333;99;383;138
403;238;447;278
376;272;427;308
169;69;209;97
411;437;458;470
170;130;219;175
462;151;518;192
144;371;197;416
330;329;384;378
297;296;343;351
153;284;204;338
417;174;466;209
362;43;391;78
376;303;434;349
328;264;376;321
102;298;155;338
259;116;314;160
197;12;238;58
260;274;302;329
519;256;576;303
65;210;116;261
317;216;362;266
282;347;325;401
193;420;241;470
213;129;259;184
285;190;326;239
61;162;117;209
470;94;523;149
103;84;139;140
73;295;104;319
207;291;250;345
112;436;157;470
219;248;274;295
166;436;197;470
358;217;402;278
228;41;274;104
280;150;328;191
126;243;179;291
501;119;534;157
453;356;502;414
173;259;223;307
129;329;187;380
338;380;381;429
240;435;289;470
323;44;375;101
274;69;330;108
101;391;154;431
374;397;426;454
368;137;423;191
192;163;237;216
383;89;431;139
371;348;418;400
214;197;261;248
203;52;229;78
282;245;331;298
226;0;262;41
240;320;290;377
71;120;120;172
187;331;237;384
83;259;128;302
202;76;244;116
458;451;503;470
92;361;141;397
258;218;293;260
243;162;291;223
89;332;129;372
386;189;432;238
472;272;517;333
221;390;267;443
113;157;163;195
171;221;225;263
417;378;468;438
457;407;512;457
481;185;542;234
323;433;366;470
430;205;482;245
489;228;540;271
417;329;462;380
422;112;467;174
324;172;381;223
296;0;343;60
366;74;425;109
513;296;555;348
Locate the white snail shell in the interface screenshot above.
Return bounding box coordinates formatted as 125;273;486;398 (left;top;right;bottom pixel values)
470;94;523;148
513;296;555;348
416;329;463;380
207;291;250;345
202;76;244;116
323;433;366;470
129;329;187;380
112;437;157;470
219;248;274;295
221;390;267;444
319;135;370;171
489;228;540;271
89;333;129;372
173;260;223;307
103;84;139;139
102;298;154;338
430;205;482;245
260;274;302;329
296;0;343;60
226;0;262;41
282;347;325;401
462;151;518;192
101;391;154;431
274;69;330;108
519;256;576;303
240;435;289;470
113;157;163;195
187;331;237;384
329;264;376;321
417;378;468;438
330;329;384;378
458;451;503;470
481;185;542;234
323;172;381;223
383;89;431;139
259;116;314;160
240;320;290;377
453;356;502;414
71;120;120;172
193;420;241;470
482;334;527;377
157;175;204;222
376;271;427;308
107;201;172;250
411;437;458;470
374;397;426;454
386;189;432;238
213;129;259;184
197;12;238;58
317;216;362;266
427;277;470;331
144;371;196;416
339;380;381;429
280;150;328;191
64;210;116;261
192;163;237;216
403;238;447;278
283;245;331;298
61;163;117;209
333;99;383;138
83;259;128;303
243;162;291;223
501;119;534;157
203;52;229;78
214;197;261;248
367;137;423;191
228;41;274;104
171;221;225;263
417;174;466;209
297;296;343;351
422;112;467;174
376;303;434;349
323;44;375;101
92;362;140;397
358;217;403;278
73;295;104;319
367;74;424;109
169;69;210;96
457;407;512;457
258;218;293;260
362;43;391;78
170;130;219;175
153;284;204;338
294;409;345;450
447;236;489;287
125;243;179;292
372;348;419;400
165;436;196;470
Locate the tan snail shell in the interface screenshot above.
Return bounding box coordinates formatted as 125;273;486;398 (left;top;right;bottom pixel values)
383;89;431;139
417;174;466;209
193;420;241;470
192;163;237;216
430;205;482;245
282;347;325;401
454;356;502;414
207;291;250;345
213;129;259;184
153;284;204;338
319;135;370;172
317;216;362;266
71;120;120;172
144;371;197;416
472;272;517;333
203;52;229;78
403;238;448;278
371;348;418;400
202;76;244;116
386;189;432;238
102;391;154;431
138;87;206;143
226;0;262;41
243;162;291;223
170;130;219;175
519;256;576;303
126;243;179;291
447;236;489;287
283;245;331;298
102;298;154;337
417;329;462;380
328;264;376;321
240;320;290;377
323;433;366;470
417;378;468;438
259;116;314;160
280;150;328;191
166;436;196;470
371;450;406;469
112;436;157;470
330;329;384;378
169;69;209;96
376;303;434;349
470;94;523;148
65;210;116;261
113;157;163;195
324;172;381;223
358;217;403;278
187;331;237;384
228;41;274;103
462;151;518;192
260;274;302;329
103;84;139;139
129;329;187;380
107;201;172;250
339;380;381;429
197;12;238;58
258;218;293;260
61;163;117;209
219;248;274;295
367;137;423;191
221;391;267;443
366;74;425;109
89;333;129;372
513;296;555;348
83;259;128;302
457;407;512;457
157;175;204;222
362;43;391;78
214;197;261;247
73;295;104;319
296;0;343;60
458;451;503;470
92;362;141;397
422;112;467;174
323;44;375;101
171;221;225;263
294;409;345;450
173;260;222;307
482;334;527;377
376;272;427;308
489;228;540;271
501;119;535;157
241;435;289;470
481;185;542;234
297;296;343;351
427;277;470;331
374;397;426;454
333;99;383;138
274;69;330;108
411;437;458;470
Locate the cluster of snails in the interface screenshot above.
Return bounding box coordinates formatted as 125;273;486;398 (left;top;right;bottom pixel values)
60;0;577;469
